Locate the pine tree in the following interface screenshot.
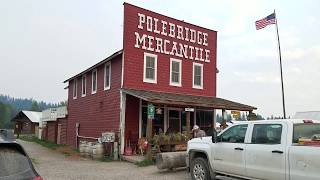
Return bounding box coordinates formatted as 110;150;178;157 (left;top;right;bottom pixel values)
30;101;41;112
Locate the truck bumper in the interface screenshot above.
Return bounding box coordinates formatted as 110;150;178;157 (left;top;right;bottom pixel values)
186;154;190;172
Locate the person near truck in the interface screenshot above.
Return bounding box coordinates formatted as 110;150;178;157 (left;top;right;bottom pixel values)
192;125;206;138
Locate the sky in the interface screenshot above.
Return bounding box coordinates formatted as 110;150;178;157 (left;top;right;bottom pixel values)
0;0;319;118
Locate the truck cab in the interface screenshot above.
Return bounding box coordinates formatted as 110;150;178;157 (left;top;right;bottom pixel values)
187;119;320;180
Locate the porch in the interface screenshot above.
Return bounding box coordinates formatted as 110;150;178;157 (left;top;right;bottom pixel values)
120;88;257;155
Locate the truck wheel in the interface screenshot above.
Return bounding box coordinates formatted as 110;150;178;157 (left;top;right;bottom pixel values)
190;157;211;180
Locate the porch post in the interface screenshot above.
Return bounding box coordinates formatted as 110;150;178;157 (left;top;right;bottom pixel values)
146;117;153;160
146;118;153;141
139;99;142;138
120;91;126;155
186;111;190;139
222;109;227;129
212;109;216;128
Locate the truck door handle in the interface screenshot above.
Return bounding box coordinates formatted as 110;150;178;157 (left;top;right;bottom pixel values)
234;147;244;151
272;150;283;154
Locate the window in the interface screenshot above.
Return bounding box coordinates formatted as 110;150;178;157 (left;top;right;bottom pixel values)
92;69;97;94
196;110;213;132
72;79;77;99
193;63;203;89
218;124;248;143
251;124;282;144
293;123;320;143
81;75;86;97
141;106;164;137
104;62;111;90
143;52;157;84
170;58;182;86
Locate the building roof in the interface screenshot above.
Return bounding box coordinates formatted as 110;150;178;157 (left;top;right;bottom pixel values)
63;49;123;83
294;111;320;120
122;88;257;111
12;111;42;123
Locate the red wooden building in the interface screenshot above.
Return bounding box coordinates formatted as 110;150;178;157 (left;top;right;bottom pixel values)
64;3;256;154
12;111;41;135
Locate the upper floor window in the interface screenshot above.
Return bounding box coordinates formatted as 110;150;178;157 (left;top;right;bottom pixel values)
81;75;86;97
73;78;77;99
92;69;97;94
218;124;248;143
251;124;282;144
170;58;182;87
104;62;111;90
193;62;203;89
143;52;157;84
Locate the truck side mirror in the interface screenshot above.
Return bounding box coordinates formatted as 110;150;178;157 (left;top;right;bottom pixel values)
212;130;217;143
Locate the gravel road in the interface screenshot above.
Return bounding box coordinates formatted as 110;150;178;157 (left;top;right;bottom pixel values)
18;140;190;180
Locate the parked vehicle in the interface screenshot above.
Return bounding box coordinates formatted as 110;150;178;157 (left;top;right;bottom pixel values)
0;129;42;180
187;119;320;180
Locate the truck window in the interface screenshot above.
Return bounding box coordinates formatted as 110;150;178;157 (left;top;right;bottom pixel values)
293;123;320;143
251;124;282;144
218;124;248;143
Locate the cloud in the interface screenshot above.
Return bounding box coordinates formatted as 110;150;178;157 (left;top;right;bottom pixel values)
233;71;281;84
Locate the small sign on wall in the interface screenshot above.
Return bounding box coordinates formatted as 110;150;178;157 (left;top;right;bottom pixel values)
147;104;155;119
185;108;194;112
101;132;115;143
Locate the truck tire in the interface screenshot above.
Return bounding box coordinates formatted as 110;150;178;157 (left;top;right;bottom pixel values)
190;157;212;180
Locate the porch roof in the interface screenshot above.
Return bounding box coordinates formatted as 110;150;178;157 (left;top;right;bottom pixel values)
122;88;257;111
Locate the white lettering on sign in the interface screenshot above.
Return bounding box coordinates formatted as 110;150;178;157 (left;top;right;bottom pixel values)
135;13;211;63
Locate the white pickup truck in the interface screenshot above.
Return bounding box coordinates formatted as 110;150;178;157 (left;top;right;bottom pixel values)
187;119;320;180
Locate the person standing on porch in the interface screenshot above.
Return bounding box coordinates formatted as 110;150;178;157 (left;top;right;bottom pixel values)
192;125;206;138
206;123;217;136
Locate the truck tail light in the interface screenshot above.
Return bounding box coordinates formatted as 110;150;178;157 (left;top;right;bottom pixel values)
34;176;43;180
303;120;313;123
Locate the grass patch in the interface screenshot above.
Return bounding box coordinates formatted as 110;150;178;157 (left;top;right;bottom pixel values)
98;155;113;162
73;148;80;153
135;159;155;167
19;135;65;150
62;151;71;157
30;158;39;165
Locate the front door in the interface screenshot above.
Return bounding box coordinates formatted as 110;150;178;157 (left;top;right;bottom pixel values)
212;124;248;177
245;123;286;180
168;109;181;133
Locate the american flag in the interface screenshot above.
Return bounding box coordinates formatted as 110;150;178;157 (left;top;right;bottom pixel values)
255;13;276;30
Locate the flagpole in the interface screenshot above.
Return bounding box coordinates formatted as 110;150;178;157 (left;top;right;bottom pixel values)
274;10;286;119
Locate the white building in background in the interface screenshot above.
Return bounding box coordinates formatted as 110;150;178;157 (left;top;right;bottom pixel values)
294;111;320;120
39;106;68;139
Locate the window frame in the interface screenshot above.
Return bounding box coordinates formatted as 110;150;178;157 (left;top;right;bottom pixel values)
143;52;157;84
81;75;86;97
192;62;203;89
91;69;97;94
104;62;111;90
72;78;77;99
169;58;182;87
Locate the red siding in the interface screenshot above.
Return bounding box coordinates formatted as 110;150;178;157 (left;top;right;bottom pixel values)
123;3;217;97
125;95;140;145
58;118;67;145
66;55;122;147
47;121;57;143
16;119;36;134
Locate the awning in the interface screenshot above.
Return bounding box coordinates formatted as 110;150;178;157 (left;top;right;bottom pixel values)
122;88;257;111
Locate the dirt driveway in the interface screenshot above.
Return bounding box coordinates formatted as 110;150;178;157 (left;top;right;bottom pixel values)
18;140;190;180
